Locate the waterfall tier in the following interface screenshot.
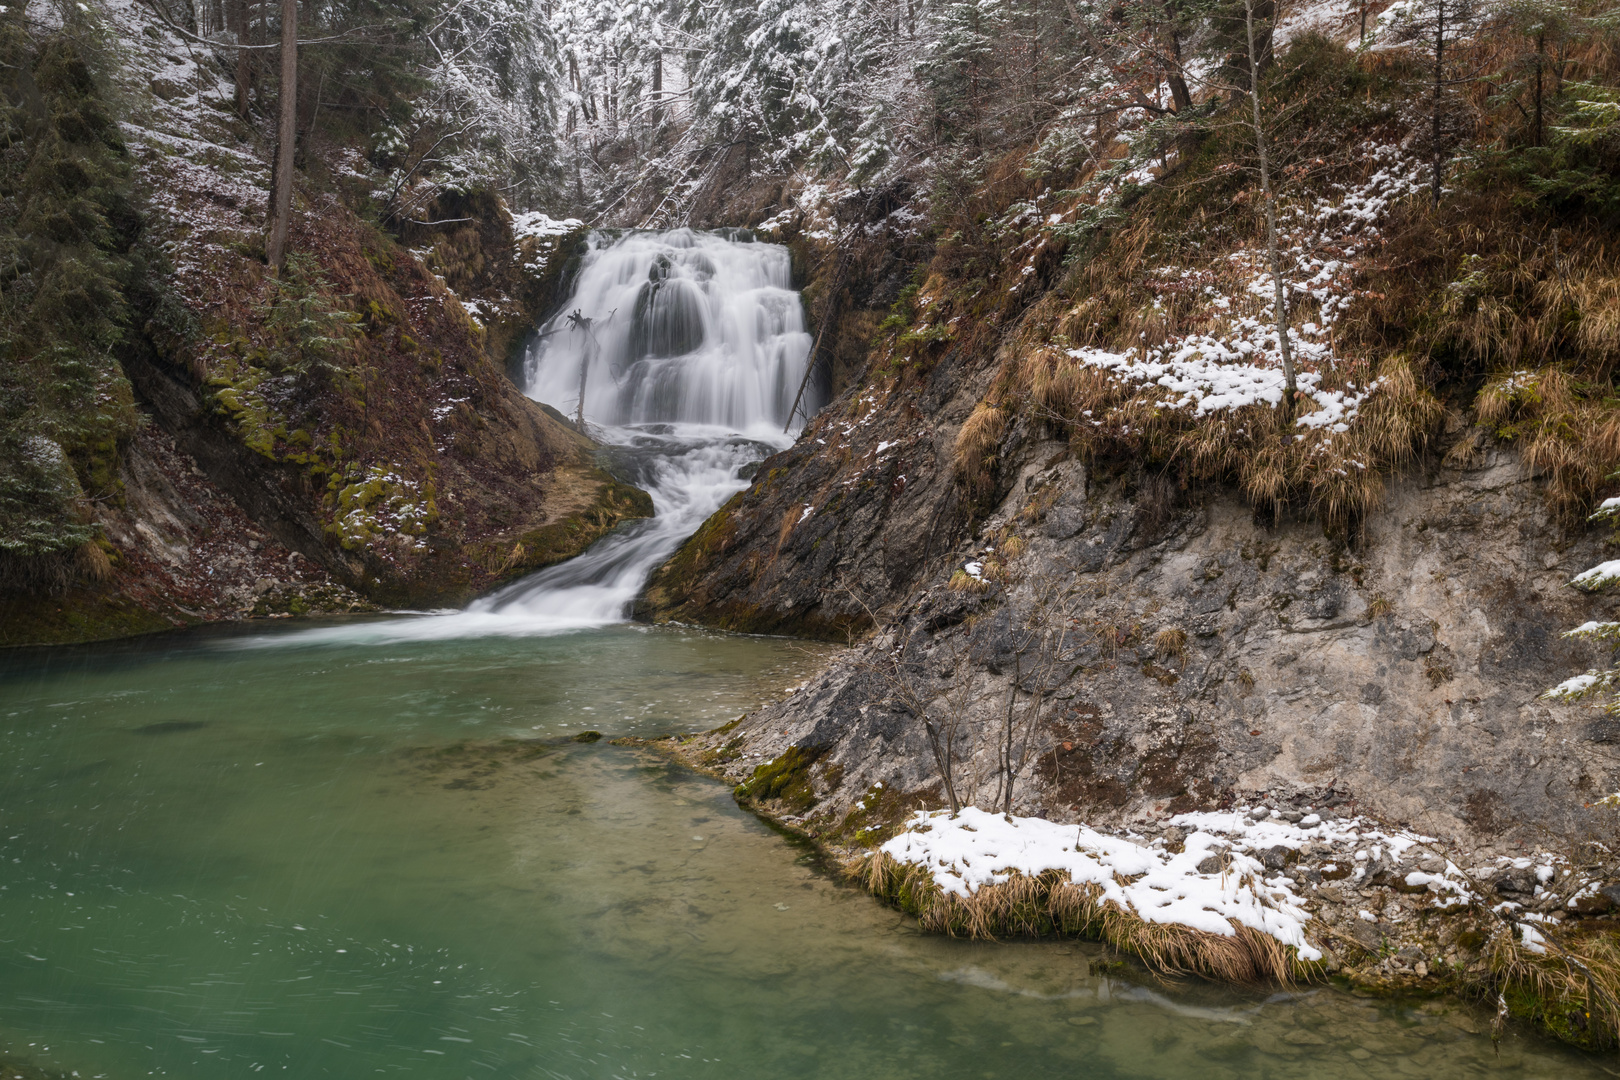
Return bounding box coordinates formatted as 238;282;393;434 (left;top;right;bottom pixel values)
525;229;813;434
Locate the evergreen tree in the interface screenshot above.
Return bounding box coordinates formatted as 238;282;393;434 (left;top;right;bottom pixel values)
0;4;138;585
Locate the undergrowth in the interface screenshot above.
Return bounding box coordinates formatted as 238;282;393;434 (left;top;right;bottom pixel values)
0;7;140;590
864;852;1309;984
890;22;1620;530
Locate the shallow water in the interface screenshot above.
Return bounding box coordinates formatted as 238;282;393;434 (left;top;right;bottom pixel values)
0;623;1606;1079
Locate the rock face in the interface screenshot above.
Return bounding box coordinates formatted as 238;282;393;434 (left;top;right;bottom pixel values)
675;430;1618;850
640;347;994;637
0;423;374;646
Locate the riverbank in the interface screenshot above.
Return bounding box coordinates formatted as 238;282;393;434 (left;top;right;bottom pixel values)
0;621;1606;1078
651;719;1620;1053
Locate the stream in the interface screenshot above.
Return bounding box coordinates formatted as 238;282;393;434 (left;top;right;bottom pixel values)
0;231;1606;1077
0;627;1604;1079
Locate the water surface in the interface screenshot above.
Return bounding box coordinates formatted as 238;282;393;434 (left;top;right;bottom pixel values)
0;624;1604;1079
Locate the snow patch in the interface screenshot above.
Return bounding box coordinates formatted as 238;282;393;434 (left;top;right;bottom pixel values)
879;806;1324;960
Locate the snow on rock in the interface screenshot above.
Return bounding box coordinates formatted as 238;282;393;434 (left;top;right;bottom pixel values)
878;804;1503;961
511;211;583;241
511;212;583;277
880;806;1324;960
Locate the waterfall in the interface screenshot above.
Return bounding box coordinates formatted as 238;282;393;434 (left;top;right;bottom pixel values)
524;229;813;433
270;229;816;644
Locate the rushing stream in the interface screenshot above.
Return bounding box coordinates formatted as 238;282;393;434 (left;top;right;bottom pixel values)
0;231;1606;1077
494;228;812;629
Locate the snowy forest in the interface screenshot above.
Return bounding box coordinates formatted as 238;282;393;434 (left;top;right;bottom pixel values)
19;0;1616;225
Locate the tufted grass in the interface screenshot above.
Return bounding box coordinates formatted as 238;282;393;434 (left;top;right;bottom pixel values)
862;849;1314;985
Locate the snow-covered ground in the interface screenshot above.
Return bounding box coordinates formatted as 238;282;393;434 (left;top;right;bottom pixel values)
1056;144;1430;435
879;804;1587;958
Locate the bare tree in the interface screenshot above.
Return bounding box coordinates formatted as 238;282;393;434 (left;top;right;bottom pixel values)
265;0;297;272
1242;0;1297;422
849;584;978;815
991;582;1082;816
875;627;977;815
564;309;600;431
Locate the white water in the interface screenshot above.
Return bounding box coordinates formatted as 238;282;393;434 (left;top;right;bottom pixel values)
261;229;814;645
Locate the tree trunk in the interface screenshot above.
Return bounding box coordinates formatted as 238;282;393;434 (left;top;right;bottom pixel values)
651;49;662;122
1245;0;1296;422
924;721;961;815
573;321;595;431
1001;657;1020;817
1431;0;1445;205
1160;2;1194;113
265;0;297;273
232;0;249;119
1533;31;1544;147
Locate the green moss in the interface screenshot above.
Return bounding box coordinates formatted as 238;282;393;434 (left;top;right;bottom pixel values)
328;464;437;550
249;583;373;618
833;781;910;846
0;586;188;646
502;473;654;574
572;730;603;743
735;745;826;812
699;735;746;766
1502;982;1612;1052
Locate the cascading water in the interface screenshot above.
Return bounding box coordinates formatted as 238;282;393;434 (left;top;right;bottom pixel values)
276;229;814;643
526;228;812;431
475;229;812;630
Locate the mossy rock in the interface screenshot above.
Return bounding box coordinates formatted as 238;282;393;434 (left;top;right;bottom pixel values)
0;586;188;647
505;473;654;572
735;744;827;812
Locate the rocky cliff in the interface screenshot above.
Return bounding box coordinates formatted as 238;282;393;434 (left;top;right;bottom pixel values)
681;433;1614;849
639;25;1620;1037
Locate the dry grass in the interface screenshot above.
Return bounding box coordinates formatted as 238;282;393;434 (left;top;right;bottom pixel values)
864;851;1313;984
1476;366;1620;523
947;568;992;593
1481;918;1620;1050
865;850;1620;1047
994;347;1444;532
954;402;1007;498
1153;627;1188;661
76;541;114;583
1351;205;1620;522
